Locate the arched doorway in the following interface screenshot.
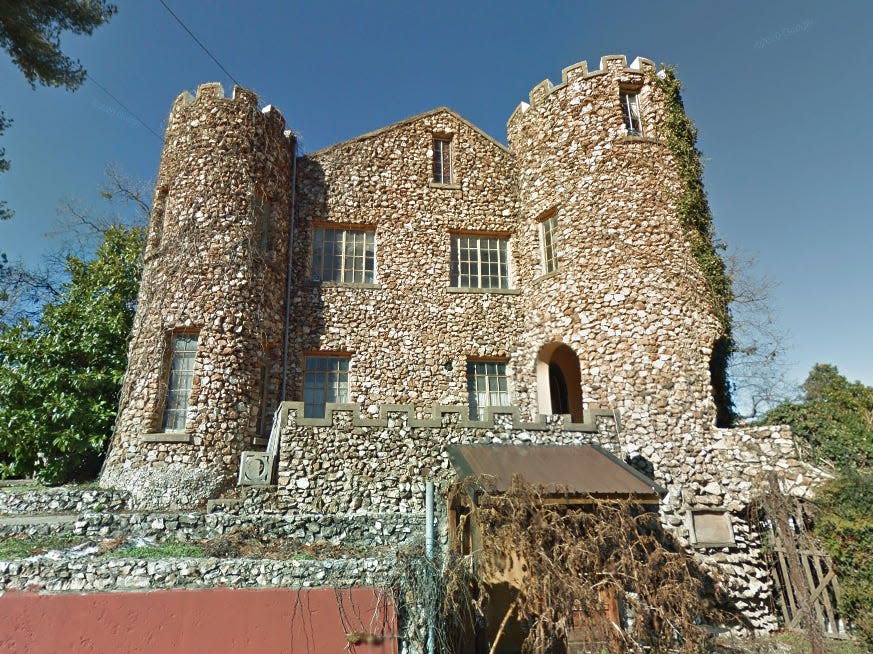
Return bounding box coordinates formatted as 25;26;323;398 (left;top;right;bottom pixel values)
536;343;584;422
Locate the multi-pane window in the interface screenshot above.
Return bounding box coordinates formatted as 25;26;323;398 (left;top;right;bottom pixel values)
303;356;350;418
539;212;558;274
311;227;375;284
466;361;510;420
432;137;452;184
620;91;642;135
451;234;510;289
161;333;198;432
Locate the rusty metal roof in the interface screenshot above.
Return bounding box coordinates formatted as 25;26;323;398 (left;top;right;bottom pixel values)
447;444;664;498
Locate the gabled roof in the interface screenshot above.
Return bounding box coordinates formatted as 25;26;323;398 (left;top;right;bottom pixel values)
307;106;509;156
447;444;664;499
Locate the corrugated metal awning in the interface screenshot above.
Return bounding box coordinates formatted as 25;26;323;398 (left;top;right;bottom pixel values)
447;444;664;499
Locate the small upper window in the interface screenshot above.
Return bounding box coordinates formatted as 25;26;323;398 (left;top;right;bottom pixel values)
303;355;350;418
539;212;558;274
620;91;643;136
161;332;199;432
311;227;375;284
432;137;453;184
466;360;510;420
451;234;510;289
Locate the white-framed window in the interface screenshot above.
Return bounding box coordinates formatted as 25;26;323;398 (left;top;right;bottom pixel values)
432;136;452;184
539;212;559;274
620;91;642;136
451;234;510;289
161;332;199;432
466;360;510;420
303;355;350;418
311;227;375;284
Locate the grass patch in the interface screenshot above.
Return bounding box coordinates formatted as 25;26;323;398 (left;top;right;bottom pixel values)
0;534;83;559
715;632;866;654
109;543;206;559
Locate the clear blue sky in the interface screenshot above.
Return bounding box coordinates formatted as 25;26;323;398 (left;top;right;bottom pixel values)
1;1;871;400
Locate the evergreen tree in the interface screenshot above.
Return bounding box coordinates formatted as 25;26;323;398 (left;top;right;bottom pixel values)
0;0;117;221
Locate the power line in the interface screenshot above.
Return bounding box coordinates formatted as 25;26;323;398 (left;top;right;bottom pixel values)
86;73;163;140
158;0;242;88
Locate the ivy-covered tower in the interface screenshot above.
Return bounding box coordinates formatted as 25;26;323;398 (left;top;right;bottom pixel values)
100;83;294;508
507;56;731;450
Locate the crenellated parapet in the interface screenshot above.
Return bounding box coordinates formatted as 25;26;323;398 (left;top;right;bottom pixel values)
508;55;657;127
277;401;620;433
167;82;291;139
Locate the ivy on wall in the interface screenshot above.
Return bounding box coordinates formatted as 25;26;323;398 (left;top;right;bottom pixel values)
654;67;735;425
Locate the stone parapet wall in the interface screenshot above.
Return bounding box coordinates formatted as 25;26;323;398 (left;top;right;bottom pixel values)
0;556;390;594
0;487;129;516
273;402;620;513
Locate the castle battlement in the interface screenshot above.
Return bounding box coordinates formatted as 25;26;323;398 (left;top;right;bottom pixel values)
508;54;657;125
278;401;620;433
169;82;289;136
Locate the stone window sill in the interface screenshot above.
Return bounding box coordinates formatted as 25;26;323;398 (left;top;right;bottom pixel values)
306;281;382;290
140;432;193;444
617;134;666;146
533;269;560;284
447;287;522;295
428;181;461;190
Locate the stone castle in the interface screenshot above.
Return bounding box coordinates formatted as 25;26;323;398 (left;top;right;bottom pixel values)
99;55;825;631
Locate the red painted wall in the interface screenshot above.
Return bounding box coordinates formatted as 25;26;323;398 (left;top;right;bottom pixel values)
0;587;397;654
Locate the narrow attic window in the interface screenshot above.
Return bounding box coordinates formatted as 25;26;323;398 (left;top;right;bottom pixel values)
432;136;453;184
539;210;559;274
620;90;643;136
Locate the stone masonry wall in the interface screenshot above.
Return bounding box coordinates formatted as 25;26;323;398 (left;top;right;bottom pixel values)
508;55;724;454
269;400;826;631
0;556;390;594
288;108;521;415
101;84;294;508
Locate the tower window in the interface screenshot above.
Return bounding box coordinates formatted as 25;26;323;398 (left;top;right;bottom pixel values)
539;211;559;274
311;227;375;284
620;91;643;136
303;355;350;418
466;360;510;420
161;332;199;432
432;137;453;184
451;234;510;289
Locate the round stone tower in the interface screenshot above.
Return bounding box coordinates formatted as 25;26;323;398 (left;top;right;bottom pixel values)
507;56;726;446
100;83;294;508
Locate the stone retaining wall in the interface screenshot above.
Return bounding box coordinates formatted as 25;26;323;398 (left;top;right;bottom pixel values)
0;556;390;594
0;510;423;547
0;487;129;516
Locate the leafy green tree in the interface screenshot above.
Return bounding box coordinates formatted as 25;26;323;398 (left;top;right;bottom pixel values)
815;470;873;647
764;364;873;470
0;0;117;223
763;365;873;644
0;111;11;220
0;225;143;483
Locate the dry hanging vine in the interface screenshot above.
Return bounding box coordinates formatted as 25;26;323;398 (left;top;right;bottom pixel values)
426;476;748;654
